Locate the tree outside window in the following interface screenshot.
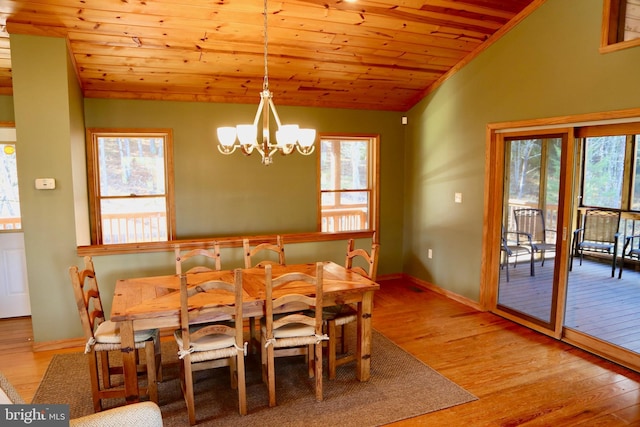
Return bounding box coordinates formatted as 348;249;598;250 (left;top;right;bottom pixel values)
319;135;378;233
582;136;626;209
87;129;175;244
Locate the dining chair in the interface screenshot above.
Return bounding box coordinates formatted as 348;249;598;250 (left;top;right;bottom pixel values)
175;242;222;274
174;269;247;425
513;208;557;276
325;239;379;380
68;256;161;412
261;262;327;407
570;208;621;277
243;235;286;268
243;235;286;351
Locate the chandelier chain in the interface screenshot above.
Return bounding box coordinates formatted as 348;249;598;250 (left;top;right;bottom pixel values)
263;0;269;91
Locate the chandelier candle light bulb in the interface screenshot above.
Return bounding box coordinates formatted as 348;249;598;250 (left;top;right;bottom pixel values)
216;0;316;165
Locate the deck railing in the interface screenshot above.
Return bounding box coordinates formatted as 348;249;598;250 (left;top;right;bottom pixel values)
101;212;168;244
321;207;368;232
101;208;370;242
0;217;21;230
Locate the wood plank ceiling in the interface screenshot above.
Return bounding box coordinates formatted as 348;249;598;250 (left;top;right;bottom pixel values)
0;0;537;112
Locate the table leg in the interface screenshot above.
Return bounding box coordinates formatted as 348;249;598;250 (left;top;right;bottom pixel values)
356;290;373;381
119;320;140;403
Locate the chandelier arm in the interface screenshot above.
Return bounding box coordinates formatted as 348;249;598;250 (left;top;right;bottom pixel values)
253;96;266;128
267;97;283;129
296;145;315;156
217;144;238;155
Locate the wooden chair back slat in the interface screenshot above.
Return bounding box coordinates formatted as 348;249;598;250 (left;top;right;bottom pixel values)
175;243;222;274
243;235;285;268
345;239;380;281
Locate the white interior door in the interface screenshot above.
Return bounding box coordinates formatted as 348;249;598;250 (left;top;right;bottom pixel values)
0;126;30;318
0;232;30;318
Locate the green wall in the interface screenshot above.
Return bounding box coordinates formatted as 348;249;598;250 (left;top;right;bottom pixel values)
9;34;405;342
403;0;640;301
0;95;14;121
11;34;86;341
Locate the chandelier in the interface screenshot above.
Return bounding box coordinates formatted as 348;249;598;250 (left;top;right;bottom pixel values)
216;0;316;166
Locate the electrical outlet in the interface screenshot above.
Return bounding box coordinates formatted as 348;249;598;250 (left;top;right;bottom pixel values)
428;249;433;259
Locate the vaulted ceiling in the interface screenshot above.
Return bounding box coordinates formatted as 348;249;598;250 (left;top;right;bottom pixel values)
0;0;538;111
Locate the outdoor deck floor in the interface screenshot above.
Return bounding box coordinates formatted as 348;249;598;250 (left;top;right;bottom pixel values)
498;255;640;353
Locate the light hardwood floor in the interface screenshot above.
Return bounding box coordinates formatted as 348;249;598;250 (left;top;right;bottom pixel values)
2;278;640;425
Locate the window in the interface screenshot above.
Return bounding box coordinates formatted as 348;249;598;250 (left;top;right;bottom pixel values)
318;134;379;232
601;0;640;51
0;129;21;230
86;129;175;244
576;124;640;212
581;136;626;208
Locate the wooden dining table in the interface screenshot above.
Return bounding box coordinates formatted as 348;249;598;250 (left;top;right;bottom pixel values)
110;261;380;404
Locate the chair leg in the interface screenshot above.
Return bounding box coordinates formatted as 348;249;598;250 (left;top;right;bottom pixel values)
144;340;158;405
249;317;258;355
315;342;323;402
181;357;196;426
153;331;163;382
88;351;103;412
261;333;268;384
328;319;337;380
619;253;626;279
267;345;276;407
236;352;247;416
307;344;314;378
100;350;111;389
530;251;535;276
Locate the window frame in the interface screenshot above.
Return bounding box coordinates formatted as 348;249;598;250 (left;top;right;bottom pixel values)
575;122;640;211
86;128;176;245
601;0;640;52
317;133;380;235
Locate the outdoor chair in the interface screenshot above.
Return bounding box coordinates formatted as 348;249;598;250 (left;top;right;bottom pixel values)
500;228;533;281
570;208;621;278
618;234;640;279
513;208;557;276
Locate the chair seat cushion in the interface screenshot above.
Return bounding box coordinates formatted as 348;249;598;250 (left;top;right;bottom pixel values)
94;320;156;344
579;241;614;251
273;323;315;338
261;320;315;338
174;326;235;352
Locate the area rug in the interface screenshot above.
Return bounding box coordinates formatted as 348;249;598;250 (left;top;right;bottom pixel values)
33;328;476;426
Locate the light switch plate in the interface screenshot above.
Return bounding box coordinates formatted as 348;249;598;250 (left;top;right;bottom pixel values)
35;178;56;190
454;192;462;203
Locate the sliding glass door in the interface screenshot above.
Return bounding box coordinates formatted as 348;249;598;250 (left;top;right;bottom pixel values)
497;135;565;327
